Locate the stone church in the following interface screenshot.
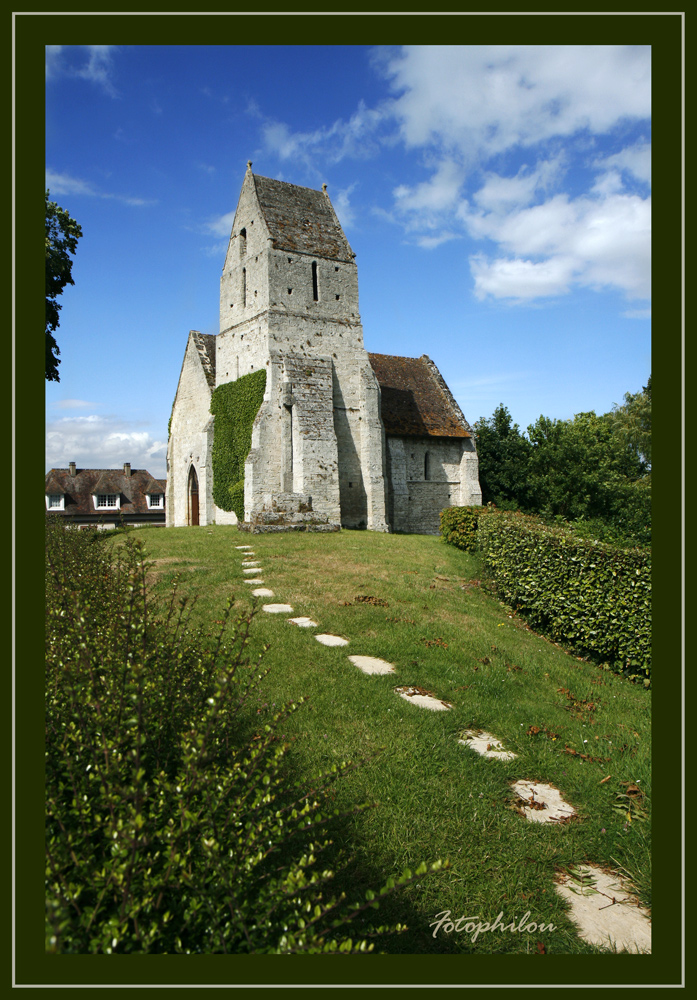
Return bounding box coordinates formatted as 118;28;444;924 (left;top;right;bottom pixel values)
166;163;481;533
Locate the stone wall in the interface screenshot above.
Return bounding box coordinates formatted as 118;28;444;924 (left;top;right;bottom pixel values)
385;434;478;534
166;335;216;527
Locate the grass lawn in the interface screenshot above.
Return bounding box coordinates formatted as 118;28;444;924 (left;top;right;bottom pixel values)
113;524;651;954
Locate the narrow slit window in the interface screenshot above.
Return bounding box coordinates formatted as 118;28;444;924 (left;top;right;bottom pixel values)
311;261;318;301
242;267;246;307
424;452;431;480
239;228;247;255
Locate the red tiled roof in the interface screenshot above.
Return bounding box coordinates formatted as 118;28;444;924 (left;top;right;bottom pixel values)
368;353;472;439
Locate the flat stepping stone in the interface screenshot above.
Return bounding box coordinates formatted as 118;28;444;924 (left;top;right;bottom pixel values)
554;865;651;953
511;780;576;824
235;546;254;550
252;588;274;597
288;617;318;628
459;730;517;760
243;566;262;574
315;634;349;647
349;655;395;675
262;604;293;614
395;685;451;711
243;578;264;584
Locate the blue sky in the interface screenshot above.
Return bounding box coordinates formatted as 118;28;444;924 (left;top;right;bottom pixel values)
45;44;651;480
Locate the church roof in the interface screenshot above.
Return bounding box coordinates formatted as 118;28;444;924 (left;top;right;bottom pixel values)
252;174;355;263
368;353;472;439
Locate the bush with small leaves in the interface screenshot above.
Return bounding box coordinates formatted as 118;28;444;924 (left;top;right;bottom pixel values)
45;522;444;953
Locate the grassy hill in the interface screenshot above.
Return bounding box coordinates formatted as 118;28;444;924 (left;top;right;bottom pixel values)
111;524;651;954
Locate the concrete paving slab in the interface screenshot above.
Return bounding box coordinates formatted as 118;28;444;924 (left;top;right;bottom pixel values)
263;604;294;613
554;865;651;953
511;780;576;824
252;588;274;597
288;617;318;627
349;655;396;675
395;685;452;711
315;634;349;647
459;730;517;761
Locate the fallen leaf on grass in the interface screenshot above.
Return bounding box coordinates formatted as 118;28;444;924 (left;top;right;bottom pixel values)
354;595;389;607
600;775;612;784
536;941;546;954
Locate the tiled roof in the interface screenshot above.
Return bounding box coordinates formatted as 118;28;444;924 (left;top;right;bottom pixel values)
368;353;472;439
191;331;216;387
253;174;354;262
45;467;166;517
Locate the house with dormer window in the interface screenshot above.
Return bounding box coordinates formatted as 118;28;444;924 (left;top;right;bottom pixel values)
45;462;167;528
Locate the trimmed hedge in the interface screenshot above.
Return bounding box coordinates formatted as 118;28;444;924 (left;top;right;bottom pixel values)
210;369;266;520
475;510;651;684
440;505;491;552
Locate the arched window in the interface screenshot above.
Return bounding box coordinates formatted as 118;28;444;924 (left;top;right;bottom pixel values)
239;228;247;256
424;452;431;480
188;465;199;526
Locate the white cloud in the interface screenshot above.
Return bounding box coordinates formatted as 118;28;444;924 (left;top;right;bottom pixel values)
45;45;119;97
332;183;358;230
381;45;650;158
45;169;156;207
470;253;576;301
465;187;650;302
46;415;167;479
594;141;651;185
204;210;236;239
54;399;95;409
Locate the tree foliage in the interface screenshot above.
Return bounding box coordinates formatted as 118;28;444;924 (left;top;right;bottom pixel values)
45;190;83;382
474;386;651;547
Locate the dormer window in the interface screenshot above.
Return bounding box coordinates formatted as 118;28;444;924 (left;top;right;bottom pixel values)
46;494;64;510
147;493;164;509
94;494;120;510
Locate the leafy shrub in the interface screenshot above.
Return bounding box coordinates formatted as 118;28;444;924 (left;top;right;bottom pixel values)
45;522;442;953
211;369;266;516
440;505;491;552
476;510;651;685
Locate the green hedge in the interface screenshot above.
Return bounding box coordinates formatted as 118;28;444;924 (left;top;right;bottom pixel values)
475;510;651;684
210;369;266;519
440;505;491;552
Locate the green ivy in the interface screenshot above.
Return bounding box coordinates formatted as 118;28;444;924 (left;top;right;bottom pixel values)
210;369;267;519
475;510;651;685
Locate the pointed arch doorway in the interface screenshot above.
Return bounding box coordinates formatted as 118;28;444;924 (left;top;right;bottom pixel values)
188;465;199;526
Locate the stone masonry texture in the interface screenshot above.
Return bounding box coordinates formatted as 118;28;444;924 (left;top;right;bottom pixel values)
167;164;481;533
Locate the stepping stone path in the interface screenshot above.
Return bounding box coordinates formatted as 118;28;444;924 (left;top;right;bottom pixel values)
511;780;576;824
554;865;651;954
233;542;649;953
395;685;452;711
315;634;349;647
459;730;517;761
349;655;395;675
